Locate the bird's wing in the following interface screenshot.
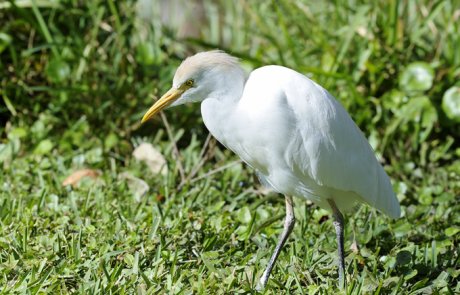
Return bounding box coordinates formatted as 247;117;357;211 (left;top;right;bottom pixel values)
282;74;400;218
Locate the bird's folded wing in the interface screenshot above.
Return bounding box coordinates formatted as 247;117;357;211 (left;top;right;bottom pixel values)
284;80;400;218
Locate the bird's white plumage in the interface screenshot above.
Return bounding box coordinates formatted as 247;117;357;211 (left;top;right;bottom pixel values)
161;50;400;218
200;64;400;218
142;51;401;289
241;65;400;217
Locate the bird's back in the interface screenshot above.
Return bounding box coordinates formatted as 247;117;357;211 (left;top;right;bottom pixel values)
237;66;400;218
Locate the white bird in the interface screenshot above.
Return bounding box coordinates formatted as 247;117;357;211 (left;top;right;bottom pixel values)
141;50;401;290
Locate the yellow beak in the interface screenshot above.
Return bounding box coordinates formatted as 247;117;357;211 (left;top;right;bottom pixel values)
141;88;184;123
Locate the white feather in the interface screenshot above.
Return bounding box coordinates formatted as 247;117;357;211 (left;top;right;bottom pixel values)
167;51;400;218
202;65;400;218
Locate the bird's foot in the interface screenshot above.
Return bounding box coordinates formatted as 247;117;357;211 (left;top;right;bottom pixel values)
255;281;266;292
255;273;269;292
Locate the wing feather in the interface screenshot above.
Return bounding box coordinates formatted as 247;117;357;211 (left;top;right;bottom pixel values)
282;72;400;218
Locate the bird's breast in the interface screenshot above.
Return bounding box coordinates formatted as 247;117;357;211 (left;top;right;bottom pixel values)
201;95;298;182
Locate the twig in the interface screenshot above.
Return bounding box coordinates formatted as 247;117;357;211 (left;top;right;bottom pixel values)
253;213;285;235
159;111;186;182
188;160;242;185
197;133;213;163
178;133;213;189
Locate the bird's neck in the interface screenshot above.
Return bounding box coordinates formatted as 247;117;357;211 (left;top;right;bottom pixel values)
209;67;247;103
200;71;246;147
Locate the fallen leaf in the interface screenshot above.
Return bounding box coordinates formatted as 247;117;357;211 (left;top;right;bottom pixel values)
132;143;167;175
156;194;165;203
350;240;359;254
118;172;149;202
62;169;100;187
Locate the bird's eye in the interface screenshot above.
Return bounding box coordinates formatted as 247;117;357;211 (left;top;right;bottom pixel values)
185;79;194;87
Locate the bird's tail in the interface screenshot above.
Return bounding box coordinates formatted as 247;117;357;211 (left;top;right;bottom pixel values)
374;166;401;218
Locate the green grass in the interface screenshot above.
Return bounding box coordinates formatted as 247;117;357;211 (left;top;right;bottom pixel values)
1;0;459;293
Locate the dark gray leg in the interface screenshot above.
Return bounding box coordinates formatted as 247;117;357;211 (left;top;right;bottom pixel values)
327;199;346;290
257;195;295;290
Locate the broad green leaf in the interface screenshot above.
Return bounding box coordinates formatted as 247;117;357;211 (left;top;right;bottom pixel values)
123;253;134;267
445;227;460;237
404;269;418;280
0;140;20;163
235;225;249;241
210;201;225;213
442;86;460;122
393;221;411;238
85;147;103;164
34;139;54;155
395;250;412;266
419;187;433;205
46;58;70;83
8;127;27;139
104;133;119;150
399;62;434;94
136;42;161;66
0;32;11;54
447;160;460;174
433;271;449;288
236;206;251;224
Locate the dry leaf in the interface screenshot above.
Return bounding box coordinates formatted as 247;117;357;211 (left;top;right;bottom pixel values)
132;143;167;175
62;169;100;187
118;172;149;202
350;240;359;254
156;194;165;203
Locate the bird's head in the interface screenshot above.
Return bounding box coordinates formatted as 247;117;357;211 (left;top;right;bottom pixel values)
141;50;246;123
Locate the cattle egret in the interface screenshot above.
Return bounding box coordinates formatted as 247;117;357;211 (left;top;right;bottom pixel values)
141;50;401;290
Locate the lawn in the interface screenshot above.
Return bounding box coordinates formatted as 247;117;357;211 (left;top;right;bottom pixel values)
0;0;459;293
